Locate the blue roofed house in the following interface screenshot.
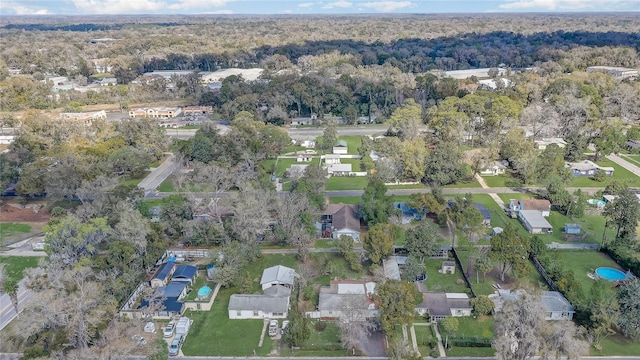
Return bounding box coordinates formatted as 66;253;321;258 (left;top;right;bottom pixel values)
151;262;176;288
394;202;422;224
139;281;188;318
171;265;198;285
565;160;614;177
473;203;491;226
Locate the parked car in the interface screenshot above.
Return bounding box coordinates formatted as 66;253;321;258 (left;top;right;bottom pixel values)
268;320;278;337
281;320;290;335
169;335;183;356
163;322;175;338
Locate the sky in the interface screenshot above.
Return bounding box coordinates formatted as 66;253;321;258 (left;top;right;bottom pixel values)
1;0;638;16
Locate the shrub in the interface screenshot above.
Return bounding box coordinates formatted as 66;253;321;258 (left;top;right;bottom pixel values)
430;350;440;358
315;321;327;332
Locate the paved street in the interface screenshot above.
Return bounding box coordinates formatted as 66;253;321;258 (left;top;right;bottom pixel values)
0;279;34;331
139;153;176;194
607;154;640;177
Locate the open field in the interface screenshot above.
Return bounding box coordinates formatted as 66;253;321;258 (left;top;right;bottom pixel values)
0;256;40;283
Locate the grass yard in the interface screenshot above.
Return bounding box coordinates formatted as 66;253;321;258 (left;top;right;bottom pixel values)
442;179;482;188
568;159;640;188
183;275;216;301
497;192;536;203
592;333;640;356
0;256;40;283
118;171;150;187
387;183;426;189
157;177;175;192
181;287;274;356
309;252;366;287
441;316;495;357
279;321;347;356
481;175;508;188
339;136;363;155
423;257;468;293
328;196;361;204
0;222;32;242
414;325;438;357
326;176;369;191
544;250;623;291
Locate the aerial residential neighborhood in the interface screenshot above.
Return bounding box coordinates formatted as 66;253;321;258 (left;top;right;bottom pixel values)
2;8;640;360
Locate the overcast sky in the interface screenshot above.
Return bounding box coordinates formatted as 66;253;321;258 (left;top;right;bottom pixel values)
1;0;638;16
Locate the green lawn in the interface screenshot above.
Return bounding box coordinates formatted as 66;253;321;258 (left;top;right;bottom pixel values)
274;157;320;177
157;178;175;192
0;222;32;242
442;179;482;188
438;316;495;357
544;250;623;292
568;159;640;187
592;333;640;356
414;325;438;357
309;252;366;287
423;257;468;293
0;256;40;283
279;321;347;356
118;171;150;187
481;175;504;188
497;193;536;203
326;176;369;191
181;287;274;356
340;136;363;155
387;183;426;189
328;196;361;204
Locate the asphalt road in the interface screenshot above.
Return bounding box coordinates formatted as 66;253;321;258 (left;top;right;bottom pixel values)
165;124;405;140
0;279;34;331
139;153;176;194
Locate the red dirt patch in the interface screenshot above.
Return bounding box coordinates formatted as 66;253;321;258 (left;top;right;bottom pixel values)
0;203;50;222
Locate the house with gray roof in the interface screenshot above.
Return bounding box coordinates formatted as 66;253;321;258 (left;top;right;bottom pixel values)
321;204;361;241
518;210;553;234
490;289;574;320
415;292;473;322
565;160;614;177
228;293;290;319
316;280;378;320
260;265;297;290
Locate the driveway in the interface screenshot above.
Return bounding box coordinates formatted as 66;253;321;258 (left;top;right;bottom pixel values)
354;328;386;357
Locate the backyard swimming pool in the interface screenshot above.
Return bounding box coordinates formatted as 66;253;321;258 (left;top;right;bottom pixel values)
595;267;627;281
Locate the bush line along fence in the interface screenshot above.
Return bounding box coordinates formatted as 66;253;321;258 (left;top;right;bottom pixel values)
451;248;477;298
529;254;559;292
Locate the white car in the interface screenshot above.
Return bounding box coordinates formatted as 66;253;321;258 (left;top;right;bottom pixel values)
163;322;175;338
281;320;290;335
268;320;278;337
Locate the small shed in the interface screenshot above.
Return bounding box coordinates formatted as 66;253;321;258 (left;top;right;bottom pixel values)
492;227;504;236
564;224;581;235
440;261;456;274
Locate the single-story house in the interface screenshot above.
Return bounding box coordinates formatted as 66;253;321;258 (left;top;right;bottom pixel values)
534;138;567;150
321;204;361;240
228;293;290;319
416;292;473;322
332;140;348;155
509;199;551;217
286;164;309;179
564;224;581;235
565;160;614;177
327;163;352;176
260;265;297;290
149;206;162;223
518;210;553;234
324;154;341;165
297;154;312;162
473;203;492;226
171;265;198;284
291;114;317;126
491;289;574;320
626;139;640;152
299;140;316;148
317;280;378;320
100;77;117;86
479;161;507;176
151;262;176;288
139;281;188;318
394;202;422;224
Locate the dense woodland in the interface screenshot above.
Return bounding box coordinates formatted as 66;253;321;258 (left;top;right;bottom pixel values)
1;13;640;359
